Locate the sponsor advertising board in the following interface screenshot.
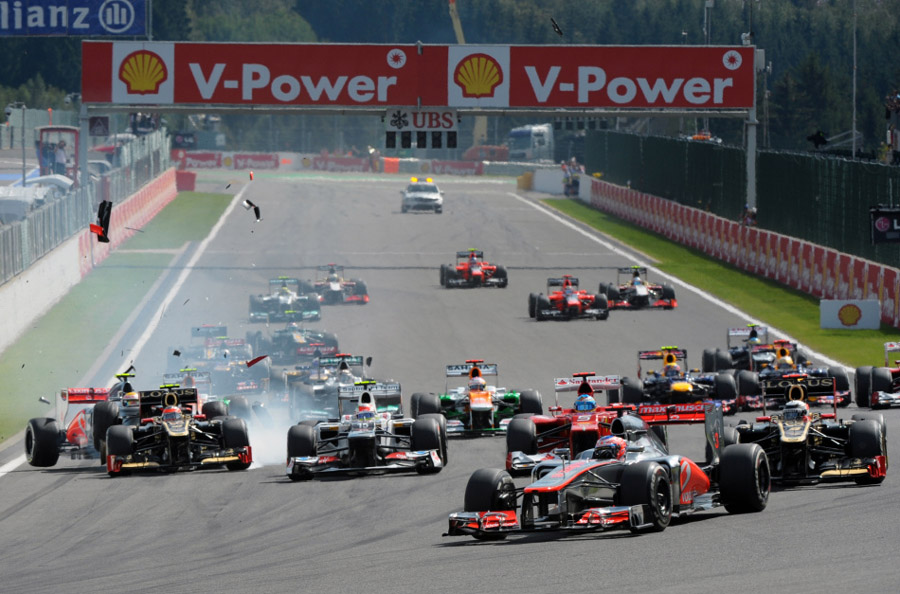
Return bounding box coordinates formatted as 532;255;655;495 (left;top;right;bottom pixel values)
1;0;145;36
820;299;881;330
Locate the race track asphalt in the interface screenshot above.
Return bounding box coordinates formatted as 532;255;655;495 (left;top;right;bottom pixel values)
0;175;894;594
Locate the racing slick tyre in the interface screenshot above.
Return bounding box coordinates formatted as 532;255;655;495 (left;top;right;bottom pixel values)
202;401;228;420
350;279;368;298
622;376;644;405
737;370;761;399
827;367;851;406
518;390;543;415
411;417;443;474
440;264;448;287
25;418;60;468
494;265;509;288
605;284;620;302
92;400;120;453
852;413;887;440
620;461;673;533
719;443;770;513
228;396;253;421
463;468;516;540
410;392;441;418
702;349;716;373
592;294;609;320
435;206;442;214
506;417;538;457
249;295;264;318
870;367;893;409
714;372;738;400
661;285;676;301
418;413;448;464
714;348;733;371
534;295;552;321
855;366;873;408
287;424;317;458
849;420;887;484
528;293;538;318
222;417;252;471
106;425;133;477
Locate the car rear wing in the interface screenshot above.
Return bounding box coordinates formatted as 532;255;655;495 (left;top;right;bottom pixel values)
456;250;483;259
192;325;227;339
637;402;726;463
446;363;498;377
547;277;579;288
554;375;620;392
637;347;687;377
617;266;648;275
204;337;246;347
137;387;199;418
61;387;110;404
727;325;769;348
317;264;344;274
760;375;838;414
885;341;900;366
320;355;365;369
337;381;403;417
162;370;211;387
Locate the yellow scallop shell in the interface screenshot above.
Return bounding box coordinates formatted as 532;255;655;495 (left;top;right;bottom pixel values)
118;50;168;95
454;53;502;98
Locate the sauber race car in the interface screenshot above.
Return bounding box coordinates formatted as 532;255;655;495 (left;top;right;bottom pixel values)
249;276;321;323
855;341;900;408
599;266;676;310
528;275;609;321
105;387;252;476
409;360;542;436
246;324;339;366
446;402;769;540
620;347;737;413
285;386;446;480
400;176;443;213
731;387;887;486
312;264;369;305
440;250;508;288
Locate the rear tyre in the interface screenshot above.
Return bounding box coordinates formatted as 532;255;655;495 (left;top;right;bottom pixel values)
228;396;253;421
620;461;672;533
702;348;716;373
202;401;228;420
719;443;770;513
222;417;251;470
506;417;537;456
622;376;644;404
855;366;873;408
714;373;738;400
737;370;761;397
287;424;317;458
849;420;887;485
463;468;516;540
92;400;120;453
606;284;620;302
714;349;733;371
410;392;441;418
25;418;60;468
518;390;543;415
411;417;443;474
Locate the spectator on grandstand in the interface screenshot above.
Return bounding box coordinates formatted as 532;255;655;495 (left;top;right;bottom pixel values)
740;204;757;227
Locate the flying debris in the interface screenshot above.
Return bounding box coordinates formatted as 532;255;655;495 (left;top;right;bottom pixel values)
90;200;112;243
550;17;563;36
246;355;268;368
226;183;232;189
173;349;181;357
249;171;254;181
243;199;261;222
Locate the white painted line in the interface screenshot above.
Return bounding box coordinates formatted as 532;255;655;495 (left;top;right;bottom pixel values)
0;454;26;478
509;192;848;371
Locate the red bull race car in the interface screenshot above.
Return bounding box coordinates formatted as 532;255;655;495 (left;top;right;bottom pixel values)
599;266;676;310
528;275;609;321
440;249;508;288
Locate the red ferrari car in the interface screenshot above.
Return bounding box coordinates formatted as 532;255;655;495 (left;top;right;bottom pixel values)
440;250;508;288
528;275;609;321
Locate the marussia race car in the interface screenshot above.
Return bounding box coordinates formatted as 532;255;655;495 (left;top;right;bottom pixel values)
105;387;252;476
246;324;339;366
731;383;887;486
285;385;446;480
249;276;321;323
599;266;676;310
701;326;812;373
528;275;609;321
855;341;900;408
312;264;368;305
440;250;508;288
505;373;633;475
409;360;542;435
446;402;770;540
619;347;737;413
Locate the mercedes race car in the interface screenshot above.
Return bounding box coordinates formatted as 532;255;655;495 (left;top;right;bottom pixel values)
400;176;443;213
855;341;900;408
731;390;887;486
440;250;508;288
246;324;339;366
249;276;321;323
285;386;446;480
446;402;769;541
409;360;542;436
105;387;252;476
528;275;609;321
599;266;676;310
312;264;369;305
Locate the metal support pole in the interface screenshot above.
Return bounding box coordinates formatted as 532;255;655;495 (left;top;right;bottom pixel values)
852;0;858;157
21;105;26;186
79;103;89;190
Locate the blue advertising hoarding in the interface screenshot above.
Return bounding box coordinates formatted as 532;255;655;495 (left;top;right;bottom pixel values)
0;0;146;36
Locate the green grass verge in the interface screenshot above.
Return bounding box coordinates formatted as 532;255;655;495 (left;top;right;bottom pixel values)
545;198;893;369
0;192;232;444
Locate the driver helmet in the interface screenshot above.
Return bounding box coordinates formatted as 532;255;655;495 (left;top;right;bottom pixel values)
222;349;230;359
748;336;762;345
664;364;681;377
574;394;596;412
782;400;809;421
357;401;375;420
775;355;794;370
469;252;477;262
328;273;339;283
161;406;181;422
593;435;627;461
468;376;486;392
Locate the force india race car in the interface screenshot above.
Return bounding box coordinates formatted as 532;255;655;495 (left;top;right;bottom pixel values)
105;387;252;477
446;402;769;540
731;384;887;486
528;275;609;321
599;266;677;310
285;386;446;480
855;341;900;408
409;360;542;435
249;276;321;323
440;250;508;288
312;264;368;305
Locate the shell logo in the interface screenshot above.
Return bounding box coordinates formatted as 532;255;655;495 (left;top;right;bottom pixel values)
118;50;168;95
838;303;863;326
453;53;503;98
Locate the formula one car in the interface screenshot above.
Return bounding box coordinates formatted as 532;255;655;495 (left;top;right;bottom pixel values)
505;372;632;475
400;176;443;213
599;266;676;310
701;326;811;373
440;250;508;288
105;387;252;476
446;402;769;540
312;264;368;305
620;347;737;413
528;275;609;321
855;341;900;408
732;390;887;486
285;385;446;480
249;276;321;323
246;324;339;366
409;360;542;435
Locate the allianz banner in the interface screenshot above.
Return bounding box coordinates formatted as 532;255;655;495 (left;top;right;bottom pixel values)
0;0;146;36
870;206;900;244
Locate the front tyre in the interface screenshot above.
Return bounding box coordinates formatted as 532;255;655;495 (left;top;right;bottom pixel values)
463;468;516;540
620;461;672;533
719;443;770;513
